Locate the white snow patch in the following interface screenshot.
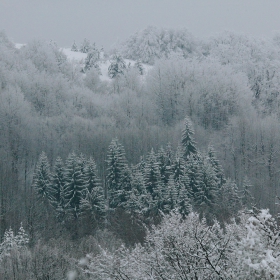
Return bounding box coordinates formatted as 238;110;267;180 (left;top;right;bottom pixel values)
15;43;26;49
61;48;87;62
61;48;153;81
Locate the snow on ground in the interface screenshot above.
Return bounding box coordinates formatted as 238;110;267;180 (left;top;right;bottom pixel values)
61;48;153;82
14;44;152;81
61;48;87;62
14;43;26;49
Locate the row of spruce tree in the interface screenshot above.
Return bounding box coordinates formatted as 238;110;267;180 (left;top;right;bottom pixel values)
32;117;253;230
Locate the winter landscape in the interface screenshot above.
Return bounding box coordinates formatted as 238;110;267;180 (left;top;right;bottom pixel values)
1;1;280;279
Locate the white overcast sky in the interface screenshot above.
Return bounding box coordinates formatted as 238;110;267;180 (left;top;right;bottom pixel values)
1;0;280;49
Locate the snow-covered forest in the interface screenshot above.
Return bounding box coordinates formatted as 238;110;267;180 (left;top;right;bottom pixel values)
1;26;280;279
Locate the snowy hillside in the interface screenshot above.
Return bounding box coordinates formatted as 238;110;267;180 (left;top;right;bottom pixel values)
61;48;152;81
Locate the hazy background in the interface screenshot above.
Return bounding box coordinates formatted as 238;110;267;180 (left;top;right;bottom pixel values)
1;0;280;48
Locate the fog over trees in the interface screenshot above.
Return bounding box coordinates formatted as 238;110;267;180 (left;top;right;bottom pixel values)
1;26;280;279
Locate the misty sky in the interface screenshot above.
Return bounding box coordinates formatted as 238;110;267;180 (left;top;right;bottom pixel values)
1;0;280;49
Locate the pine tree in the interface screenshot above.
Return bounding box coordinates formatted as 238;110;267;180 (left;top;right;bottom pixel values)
64;152;87;219
176;179;192;218
71;41;78;52
125;168;150;214
194;157;219;213
144;148;162;199
50;156;68;221
80;188;105;224
218;180;241;220
83;157;100;193
83;46;100;73
207;146;226;187
14;223;29;247
185;154;202;199
172;146;185;183
181;117;197;159
33;152;53;202
0;224;29;259
49;157;65;206
80;38;91;53
106;138;128;208
160;177;178;213
157;146;173;185
80;157;105;222
108;54;126;78
1;227;15;253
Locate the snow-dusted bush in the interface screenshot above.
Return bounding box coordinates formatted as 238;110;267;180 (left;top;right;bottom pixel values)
0;223;29;260
81;209;280;279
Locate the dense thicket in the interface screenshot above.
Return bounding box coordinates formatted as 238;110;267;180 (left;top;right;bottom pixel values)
1;27;280;278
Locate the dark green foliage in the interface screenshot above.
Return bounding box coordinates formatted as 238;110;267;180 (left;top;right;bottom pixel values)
32;152;53;201
181;117;197;159
207;146;226;187
83;45;100;73
172;146;185;183
144;148;161;199
63;153;87;219
49;157;65;209
108;54;126;78
194;157;219;211
106;138;129;208
157;146;173;185
185;154;202;197
79;157;105;224
71;41;78;52
177;180;192;218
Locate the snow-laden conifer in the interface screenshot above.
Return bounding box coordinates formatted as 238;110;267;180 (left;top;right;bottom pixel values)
64;152;87;218
106;138;128;208
181;117;197;159
32;152;53;201
108;54;126;78
80;157;105;221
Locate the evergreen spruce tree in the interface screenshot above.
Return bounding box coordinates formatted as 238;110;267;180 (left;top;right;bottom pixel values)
125;167;149;214
1;227;15;252
80;157;105;222
194;157;219;213
144;148;162;200
207;146;226;187
64;152;87;219
185;154;202;199
218;179;241;220
160;177;178;213
106;138;128;208
80;188;105;224
83;46;100;73
1;224;29;258
181;117;197;159
108;54;126;78
172;146;185;183
33;152;53;202
79;38;91;53
175;178;192;218
50;156;68;221
228;181;241;213
49;157;65;207
84;157;100;193
157;146;173;185
14;223;29;247
71;41;78;52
